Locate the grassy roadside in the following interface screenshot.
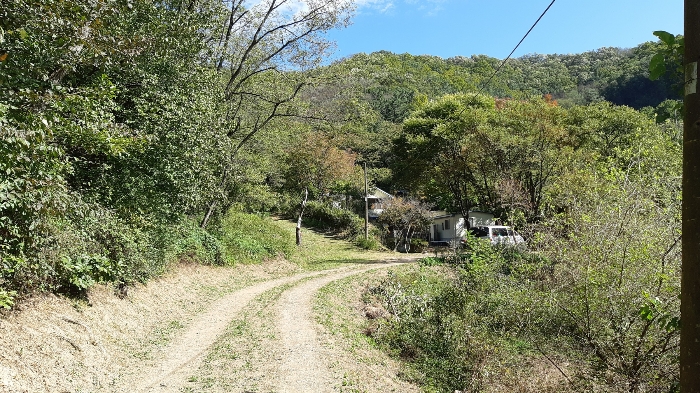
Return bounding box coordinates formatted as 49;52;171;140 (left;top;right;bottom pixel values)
0;214;408;392
314;266;421;393
274;218;402;270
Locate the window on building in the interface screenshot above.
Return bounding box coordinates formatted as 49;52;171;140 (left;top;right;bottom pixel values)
444;219;450;230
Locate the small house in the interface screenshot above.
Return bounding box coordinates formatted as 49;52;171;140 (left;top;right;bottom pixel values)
367;187;394;220
429;211;495;245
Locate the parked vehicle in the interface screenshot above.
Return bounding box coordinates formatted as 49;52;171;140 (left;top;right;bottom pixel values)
466;225;525;246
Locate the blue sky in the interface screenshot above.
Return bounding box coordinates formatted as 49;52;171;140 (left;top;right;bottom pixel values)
326;0;684;60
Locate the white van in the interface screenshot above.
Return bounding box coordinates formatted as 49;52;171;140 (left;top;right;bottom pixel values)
466;225;525;246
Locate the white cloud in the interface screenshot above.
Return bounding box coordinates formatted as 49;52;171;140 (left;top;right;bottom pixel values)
379;2;394;12
354;0;447;15
412;0;447;16
243;0;444;18
354;0;394;13
244;0;359;20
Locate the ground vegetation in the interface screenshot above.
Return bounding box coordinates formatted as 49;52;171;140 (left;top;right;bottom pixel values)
0;4;685;390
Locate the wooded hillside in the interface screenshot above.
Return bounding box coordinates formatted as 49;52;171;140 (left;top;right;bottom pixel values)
0;1;684;390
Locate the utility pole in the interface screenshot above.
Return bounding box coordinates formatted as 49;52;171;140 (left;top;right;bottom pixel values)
682;1;700;391
364;162;369;240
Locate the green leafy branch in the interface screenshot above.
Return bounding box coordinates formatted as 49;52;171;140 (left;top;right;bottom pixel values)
649;31;684;82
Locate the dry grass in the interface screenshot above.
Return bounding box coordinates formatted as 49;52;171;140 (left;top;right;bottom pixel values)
483;356;575;393
313;268;421;393
0;222;412;393
0;260;299;393
7;239;568;393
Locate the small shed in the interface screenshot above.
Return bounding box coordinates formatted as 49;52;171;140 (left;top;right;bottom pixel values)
429;211;495;244
367;187;393;220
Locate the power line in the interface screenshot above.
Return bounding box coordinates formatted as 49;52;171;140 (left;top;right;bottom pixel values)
389;0;558;193
451;0;558;119
478;0;557;93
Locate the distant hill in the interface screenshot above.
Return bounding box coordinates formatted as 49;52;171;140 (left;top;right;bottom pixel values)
320;40;682;123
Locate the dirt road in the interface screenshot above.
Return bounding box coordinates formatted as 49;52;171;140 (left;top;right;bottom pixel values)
131;260;416;393
0;256;421;393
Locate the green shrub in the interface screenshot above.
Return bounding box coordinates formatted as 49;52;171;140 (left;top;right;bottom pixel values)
409;238;428;253
369;267;486;391
38;202;167;286
352;225;385;250
216;210;294;265
0;198;225;302
302;201;365;237
355;235;381;250
419;256;442;266
308;202;388;250
368;245;560;392
57;254;123;294
0;288;17;310
170;220;224;265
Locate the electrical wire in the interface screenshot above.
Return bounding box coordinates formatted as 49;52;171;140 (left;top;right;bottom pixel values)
388;0;559;192
478;0;558;93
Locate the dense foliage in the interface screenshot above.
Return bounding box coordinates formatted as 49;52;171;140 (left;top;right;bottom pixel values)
0;0;353;304
322;42;683;117
1;0;227;302
0;1;684;388
367;103;682;391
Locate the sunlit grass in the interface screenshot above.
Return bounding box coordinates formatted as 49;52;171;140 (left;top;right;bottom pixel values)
274;218;400;270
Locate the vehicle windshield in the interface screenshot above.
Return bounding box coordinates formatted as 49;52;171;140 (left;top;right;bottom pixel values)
492;228;509;237
469;228;488;237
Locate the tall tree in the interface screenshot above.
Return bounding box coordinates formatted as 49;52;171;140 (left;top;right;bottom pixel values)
394;93;495;217
283;132;356;245
200;0;355;227
377;197;432;252
395;94;571;223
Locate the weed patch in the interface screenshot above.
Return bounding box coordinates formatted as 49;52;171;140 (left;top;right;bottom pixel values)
216;211;294;265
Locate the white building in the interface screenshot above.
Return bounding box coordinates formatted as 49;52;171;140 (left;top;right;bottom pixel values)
367;187;394;220
429;211;495;244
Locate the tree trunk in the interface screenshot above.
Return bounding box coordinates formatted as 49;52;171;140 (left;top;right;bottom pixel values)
392;229;399;252
404;225;413;253
200;200;217;229
296;187;309;246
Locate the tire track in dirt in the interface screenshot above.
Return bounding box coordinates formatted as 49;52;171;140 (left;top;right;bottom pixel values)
130;269;336;393
275;261;407;393
131;258;416;393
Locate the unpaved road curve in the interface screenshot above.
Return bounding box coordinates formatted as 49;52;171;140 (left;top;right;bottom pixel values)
132;270;325;393
130;259;414;393
276;264;404;392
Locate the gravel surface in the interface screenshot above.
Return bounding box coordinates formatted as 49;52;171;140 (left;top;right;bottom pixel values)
276;264;404;392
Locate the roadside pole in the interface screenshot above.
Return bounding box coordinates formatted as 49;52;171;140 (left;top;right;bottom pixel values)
364;162;369;240
682;0;700;391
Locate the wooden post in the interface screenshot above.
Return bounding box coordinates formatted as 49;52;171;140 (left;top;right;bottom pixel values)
364;162;369;241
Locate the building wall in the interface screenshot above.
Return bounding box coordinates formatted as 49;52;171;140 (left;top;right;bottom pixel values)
468;212;496;227
431;216;466;243
430;212;495;243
